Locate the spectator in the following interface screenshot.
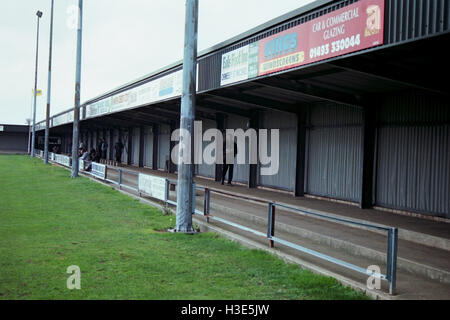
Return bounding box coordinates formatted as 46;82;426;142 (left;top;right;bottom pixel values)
115;140;124;164
221;133;238;186
80;147;91;171
100;139;108;160
89;147;97;162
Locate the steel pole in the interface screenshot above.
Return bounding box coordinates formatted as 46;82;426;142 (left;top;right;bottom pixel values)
175;0;198;233
44;0;54;164
71;0;83;178
26;119;31;154
31;15;41;158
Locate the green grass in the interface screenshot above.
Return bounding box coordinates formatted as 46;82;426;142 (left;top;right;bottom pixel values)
0;155;368;300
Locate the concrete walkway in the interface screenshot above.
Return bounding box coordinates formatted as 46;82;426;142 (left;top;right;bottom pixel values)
99;163;450;299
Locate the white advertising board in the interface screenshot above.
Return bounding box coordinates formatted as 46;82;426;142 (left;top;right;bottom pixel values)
85;69;184;119
52;111;74;127
55;154;71;167
220;42;259;86
79;159;85;172
91;162;106;180
138;173;166;201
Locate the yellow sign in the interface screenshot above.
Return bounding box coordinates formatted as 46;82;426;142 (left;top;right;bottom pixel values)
33;89;42;96
259;51;305;75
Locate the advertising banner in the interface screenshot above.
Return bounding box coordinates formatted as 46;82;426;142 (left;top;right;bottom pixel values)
258;0;384;76
85;70;184;119
138;173;166;201
91;162;106;180
55;154;71;167
220;42;259;86
52;111;74;127
79;159;85;172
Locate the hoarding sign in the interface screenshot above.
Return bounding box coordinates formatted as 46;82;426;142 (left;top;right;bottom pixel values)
55;154;70;167
91;162;106;180
0;126;4;131
258;0;384;76
220;42;259;86
52;111;74;127
85;70;184;119
138;173;166;201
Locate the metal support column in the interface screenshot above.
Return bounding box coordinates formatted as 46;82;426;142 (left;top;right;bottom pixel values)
248;110;259;188
44;0;54;164
215;113;225;182
169;120;177;173
31;11;42;158
109;128;114;160
139;126;145;167
387;228;398;295
152;124;159;170
71;0;83;178
294;107;308;196
360;104;376;209
267;202;276;248
175;0;198;233
127;127;132;165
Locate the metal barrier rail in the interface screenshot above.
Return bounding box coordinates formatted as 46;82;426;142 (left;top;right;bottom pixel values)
38;157;398;295
197;186;398;295
104;167;139;193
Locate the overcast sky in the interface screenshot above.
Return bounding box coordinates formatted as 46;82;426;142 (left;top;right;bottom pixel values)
1;0;314;125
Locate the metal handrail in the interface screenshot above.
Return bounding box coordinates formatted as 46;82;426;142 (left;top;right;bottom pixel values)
274;202;391;231
199;187;398;295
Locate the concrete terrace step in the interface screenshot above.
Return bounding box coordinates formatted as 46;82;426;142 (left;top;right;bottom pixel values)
103;164;450;285
194;192;450;285
107;164;450;252
199;186;450;252
191;211;450;300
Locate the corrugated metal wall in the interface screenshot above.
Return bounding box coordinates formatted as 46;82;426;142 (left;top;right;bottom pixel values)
132;127;140;165
0;133;28;151
306;103;363;202
197;118;217;178
113;129;119;160
158;124;170;170
106;130;111;160
92;132;97;151
385;0;450;44
87;132;91;151
375;92;450;218
121;129;128;164
259;110;297;191
226;114;250;184
143;126;153;167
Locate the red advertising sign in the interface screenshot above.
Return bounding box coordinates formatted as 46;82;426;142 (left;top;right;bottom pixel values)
258;0;384;76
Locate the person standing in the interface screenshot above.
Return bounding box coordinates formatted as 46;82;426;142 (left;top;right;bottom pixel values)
115;140;124;164
221;134;238;186
101;139;108;160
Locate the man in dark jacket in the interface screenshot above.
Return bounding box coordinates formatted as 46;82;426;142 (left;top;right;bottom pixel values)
100;139;108;160
115;140;124;163
221;134;238;186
